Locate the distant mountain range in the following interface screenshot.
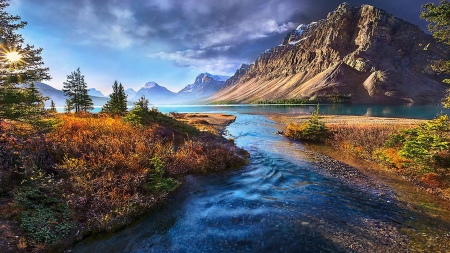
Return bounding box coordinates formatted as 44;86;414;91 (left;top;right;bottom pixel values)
33;82;109;107
212;3;449;104
87;88;105;98
32;72;230;107
125;88;137;98
128;73;230;104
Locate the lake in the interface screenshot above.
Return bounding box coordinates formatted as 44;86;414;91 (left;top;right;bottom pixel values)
60;103;450;119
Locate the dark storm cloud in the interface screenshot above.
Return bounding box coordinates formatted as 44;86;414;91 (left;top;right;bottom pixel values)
17;0;437;74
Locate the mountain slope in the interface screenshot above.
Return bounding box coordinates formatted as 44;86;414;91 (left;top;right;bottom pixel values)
88;88;105;98
178;73;229;99
33;82;109;107
124;88;137;100
212;3;449;104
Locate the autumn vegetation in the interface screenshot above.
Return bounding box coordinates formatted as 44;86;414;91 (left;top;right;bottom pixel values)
0;109;247;250
285;111;450;198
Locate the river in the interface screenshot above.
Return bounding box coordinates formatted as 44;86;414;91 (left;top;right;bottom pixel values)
73;105;450;252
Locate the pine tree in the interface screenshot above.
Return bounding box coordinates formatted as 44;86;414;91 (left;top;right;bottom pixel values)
64;99;73;113
125;95;150;125
48;99;57;113
62;68;92;113
80;85;93;112
101;80;128;115
421;1;450;107
0;0;51;122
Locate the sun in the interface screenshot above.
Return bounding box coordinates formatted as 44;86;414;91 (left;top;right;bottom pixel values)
5;51;22;62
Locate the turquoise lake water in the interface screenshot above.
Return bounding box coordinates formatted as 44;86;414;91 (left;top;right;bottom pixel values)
60;103;450;119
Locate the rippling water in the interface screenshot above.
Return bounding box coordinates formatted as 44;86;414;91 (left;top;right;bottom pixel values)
73;111;450;252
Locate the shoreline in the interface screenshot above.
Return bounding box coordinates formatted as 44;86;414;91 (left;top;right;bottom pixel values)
268;114;450;215
269;114;426;126
0;113;247;253
268;113;450;250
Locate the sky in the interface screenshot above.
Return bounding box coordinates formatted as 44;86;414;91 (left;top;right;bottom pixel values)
7;0;436;95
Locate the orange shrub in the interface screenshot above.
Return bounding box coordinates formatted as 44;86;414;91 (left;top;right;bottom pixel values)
327;124;400;160
421;173;443;189
43;114;246;232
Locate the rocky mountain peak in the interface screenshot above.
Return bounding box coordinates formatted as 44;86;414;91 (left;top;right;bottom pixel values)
194;73;213;84
212;3;449;104
179;73;228;96
143;82;159;89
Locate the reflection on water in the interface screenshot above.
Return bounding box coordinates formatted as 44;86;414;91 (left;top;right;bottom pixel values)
73;113;450;252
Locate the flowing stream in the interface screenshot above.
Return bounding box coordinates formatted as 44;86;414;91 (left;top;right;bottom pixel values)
74;111;450;252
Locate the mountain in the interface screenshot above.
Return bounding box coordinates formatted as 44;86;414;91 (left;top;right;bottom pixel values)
32;82;108;107
124;88;137;100
133;82;177;104
178;73;229;99
223;64;251;89
212;3;449;104
88;88;105;97
32;82;65;106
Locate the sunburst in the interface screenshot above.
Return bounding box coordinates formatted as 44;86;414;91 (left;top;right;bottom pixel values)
1;47;26;69
5;51;21;62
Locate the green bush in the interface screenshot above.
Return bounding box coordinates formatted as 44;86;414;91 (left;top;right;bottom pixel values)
385;114;450;170
16;187;73;245
285;105;328;142
147;157;179;193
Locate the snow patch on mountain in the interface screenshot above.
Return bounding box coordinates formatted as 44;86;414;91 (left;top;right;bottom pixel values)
143;82;158;89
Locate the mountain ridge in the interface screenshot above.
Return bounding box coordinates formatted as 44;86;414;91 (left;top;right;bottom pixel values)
212;2;449;104
178;73;229;100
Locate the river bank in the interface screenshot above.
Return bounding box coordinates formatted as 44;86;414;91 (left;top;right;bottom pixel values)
270;114;450;251
0;112;247;252
271;113;450;197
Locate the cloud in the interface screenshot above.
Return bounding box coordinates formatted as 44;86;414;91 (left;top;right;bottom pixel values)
74;1;153;48
17;0;431;75
148;49;242;75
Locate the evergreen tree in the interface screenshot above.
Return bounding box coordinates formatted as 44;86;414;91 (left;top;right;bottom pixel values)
125;95;150;125
62;68;92;113
101;80;127;115
64;99;73;113
421;1;450;107
48;99;57;113
80;85;93;112
0;0;51;122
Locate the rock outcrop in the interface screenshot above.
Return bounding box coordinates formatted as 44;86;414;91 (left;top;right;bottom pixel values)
212;3;449;104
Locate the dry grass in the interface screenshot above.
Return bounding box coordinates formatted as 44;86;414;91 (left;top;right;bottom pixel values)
327;124;404;160
171;113;236;135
